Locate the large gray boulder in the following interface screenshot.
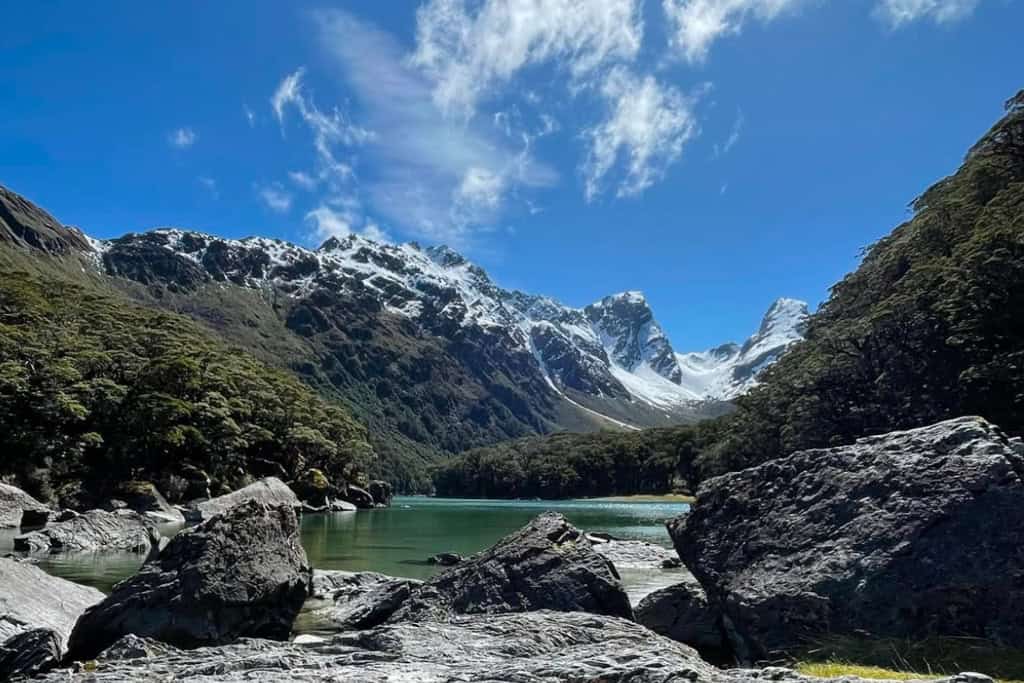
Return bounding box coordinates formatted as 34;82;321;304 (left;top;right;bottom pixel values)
64;500;312;662
14;509;158;553
183;477;299;523
0;558;104;677
668;416;1024;663
314;571;422;631
390;511;633;622
636;573;731;664
31;612;992;682
0;482;51;528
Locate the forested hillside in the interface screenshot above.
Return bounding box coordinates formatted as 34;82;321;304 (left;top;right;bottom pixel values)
437;90;1024;498
0;263;375;507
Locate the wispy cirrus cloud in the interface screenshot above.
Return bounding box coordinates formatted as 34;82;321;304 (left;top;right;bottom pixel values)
874;0;981;27
713;108;744;158
168;127;197;149
410;0;644;118
306;9;557;245
662;0;806;64
256;182;293;213
583;67;700;200
271;67;373;191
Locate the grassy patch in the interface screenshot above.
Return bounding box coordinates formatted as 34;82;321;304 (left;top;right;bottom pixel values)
795;634;1024;682
795;662;939;680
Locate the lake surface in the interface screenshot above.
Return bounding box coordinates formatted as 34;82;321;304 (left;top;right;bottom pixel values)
0;496;690;604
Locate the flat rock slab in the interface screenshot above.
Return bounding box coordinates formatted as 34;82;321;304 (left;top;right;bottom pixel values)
0;483;50;529
389;511;633;622
14;509;157;554
593;538;680;570
65;500;312;662
32;612;992;682
0;557;105;644
669;416;1024;663
0;557;104;677
183;477;299;523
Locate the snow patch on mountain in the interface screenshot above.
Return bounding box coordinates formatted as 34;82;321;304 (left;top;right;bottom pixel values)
87;229;807;409
676;298;810;400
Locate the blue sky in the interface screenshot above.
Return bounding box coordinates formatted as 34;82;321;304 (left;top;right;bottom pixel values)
0;1;1019;349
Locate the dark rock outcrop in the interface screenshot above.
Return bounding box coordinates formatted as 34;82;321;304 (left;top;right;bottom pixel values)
368;480;392;507
0;185;91;256
0;482;51;529
182;477;299;523
668;416;1024;663
65;501;312;661
32;612;991;682
318;572;422;631
0;627;62;678
13;509;158;554
427;552;462;566
339;484;374;509
114;481;185;525
636;574;731;664
0;558;104;677
390;511;633;622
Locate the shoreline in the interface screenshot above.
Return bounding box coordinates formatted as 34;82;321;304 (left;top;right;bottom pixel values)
582;494;696;504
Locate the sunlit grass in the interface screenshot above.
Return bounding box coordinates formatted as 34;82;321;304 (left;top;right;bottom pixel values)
793;634;1024;682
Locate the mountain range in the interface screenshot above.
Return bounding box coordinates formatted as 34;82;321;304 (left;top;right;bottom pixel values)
0;183;806;487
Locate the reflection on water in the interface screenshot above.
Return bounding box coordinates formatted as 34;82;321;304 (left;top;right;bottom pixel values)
302;496;689;583
1;497;690;600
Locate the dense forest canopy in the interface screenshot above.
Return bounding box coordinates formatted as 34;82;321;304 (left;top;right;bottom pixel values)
436;91;1024;499
0;267;375;506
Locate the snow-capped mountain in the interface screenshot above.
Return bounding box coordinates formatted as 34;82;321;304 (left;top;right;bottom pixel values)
676;298;810;400
1;176;808;441
87;228;806;412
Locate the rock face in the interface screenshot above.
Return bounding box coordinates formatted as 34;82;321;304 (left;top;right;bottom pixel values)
114;481;185;525
0;558;104;677
636;574;731;664
183;477;299;523
669;416;1024;663
339;484;374;509
368;480;392;507
65;501;313;661
0;628;62;678
390;512;633;622
31;612;990;683
0;482;51;529
316;572;422;631
13;509;157;553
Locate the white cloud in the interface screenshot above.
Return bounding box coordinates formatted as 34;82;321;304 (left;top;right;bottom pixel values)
244;105;256;127
874;0;981;27
257;183;293;213
305;201;391;244
410;0;644;117
713;108;744;158
311;9;557;244
168;127;197;148
583;67;699;200
197;176;218;198
271;68;373;190
289;170;318;190
662;0;804;63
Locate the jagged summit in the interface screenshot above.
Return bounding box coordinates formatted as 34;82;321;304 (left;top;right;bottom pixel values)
0;182;808;426
676;297;810;400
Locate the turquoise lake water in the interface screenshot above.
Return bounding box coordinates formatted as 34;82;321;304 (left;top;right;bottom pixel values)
0;496;690;600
